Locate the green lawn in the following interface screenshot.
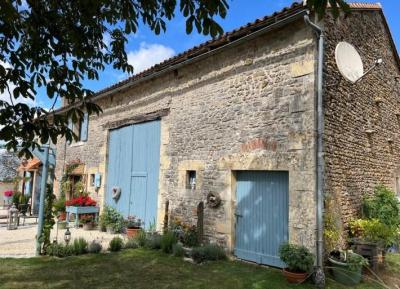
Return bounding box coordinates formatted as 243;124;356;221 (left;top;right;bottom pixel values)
0;249;391;289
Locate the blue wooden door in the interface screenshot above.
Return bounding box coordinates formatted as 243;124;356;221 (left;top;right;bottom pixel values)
235;171;289;268
106;120;161;229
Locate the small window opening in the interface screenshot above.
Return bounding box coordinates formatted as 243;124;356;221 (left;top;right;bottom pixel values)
187;171;196;190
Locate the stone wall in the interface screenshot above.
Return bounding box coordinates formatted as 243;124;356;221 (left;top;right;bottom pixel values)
55;19;317;251
324;10;400;232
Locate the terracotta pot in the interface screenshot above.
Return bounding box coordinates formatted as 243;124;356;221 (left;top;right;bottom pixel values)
282;268;308;284
126;228;141;238
58;212;66;221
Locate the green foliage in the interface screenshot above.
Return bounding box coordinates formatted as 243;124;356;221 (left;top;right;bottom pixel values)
11;191;29;208
99;206;125;233
278;243;315;273
362;185;400;229
324;196;342;252
146;233;162;250
46;242;74;258
183;225;199;247
39;185;56;254
172;243;185;257
109;237;123;252
53;197;66;214
134;229;148;247
169;218;199;247
307;0;350;19
124;238;139;250
349;218;395;246
161;231;178;254
88;241;102;254
332;251;369;272
346;252;369;272
0;1;230;155
72;238;88;255
191;244;227;263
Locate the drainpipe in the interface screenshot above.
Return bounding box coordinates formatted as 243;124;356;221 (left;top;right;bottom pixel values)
304;13;325;287
35;143;50;256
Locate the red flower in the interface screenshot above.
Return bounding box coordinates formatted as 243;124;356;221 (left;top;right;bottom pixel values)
65;196;97;207
3;190;13;197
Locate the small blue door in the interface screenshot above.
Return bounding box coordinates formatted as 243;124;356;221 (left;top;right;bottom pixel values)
106;120;161;229
235;171;289;268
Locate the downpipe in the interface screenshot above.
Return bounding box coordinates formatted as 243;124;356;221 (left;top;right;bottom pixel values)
304;13;326;288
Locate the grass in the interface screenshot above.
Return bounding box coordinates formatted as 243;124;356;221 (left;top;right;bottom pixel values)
0;249;393;289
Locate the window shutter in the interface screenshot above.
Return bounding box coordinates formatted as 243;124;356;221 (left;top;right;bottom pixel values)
80;112;89;142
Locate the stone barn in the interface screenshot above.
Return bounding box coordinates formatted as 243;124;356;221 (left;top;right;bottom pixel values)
54;2;400;268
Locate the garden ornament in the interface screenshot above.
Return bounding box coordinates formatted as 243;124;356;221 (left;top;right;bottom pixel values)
112;187;121;201
206;193;221;208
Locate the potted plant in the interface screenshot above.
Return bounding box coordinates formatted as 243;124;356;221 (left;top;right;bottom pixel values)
125;215;143;238
80;214;96;231
328;250;369;285
3;190;13;205
278;243;315;284
99;206;124;234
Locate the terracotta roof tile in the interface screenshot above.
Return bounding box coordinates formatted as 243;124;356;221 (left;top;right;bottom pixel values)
348;2;382;10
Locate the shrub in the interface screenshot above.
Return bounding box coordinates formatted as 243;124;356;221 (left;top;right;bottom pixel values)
172;243;185;257
190;244;226;263
279;243;314;273
124;238;139;249
183;226;199;247
134;229;148;247
161;231;178;254
363;185;400;229
146;233;162;250
63;244;75;257
72;238;88;255
46;243;74;258
109;237;123;252
88;241;102;254
169;218;199;247
349;218;394;246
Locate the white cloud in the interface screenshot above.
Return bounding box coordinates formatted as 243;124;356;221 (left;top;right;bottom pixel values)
0;61;36;107
127;42;175;74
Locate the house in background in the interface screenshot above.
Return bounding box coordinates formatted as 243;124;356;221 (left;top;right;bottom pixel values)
0;148;19;205
53;2;399;269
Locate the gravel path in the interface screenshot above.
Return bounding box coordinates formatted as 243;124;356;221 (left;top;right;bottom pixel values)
0;212;123;258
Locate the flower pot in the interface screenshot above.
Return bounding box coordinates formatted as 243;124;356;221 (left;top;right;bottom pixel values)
106;226;115;234
83;223;95;231
126;227;141;238
58;212;66;221
328;257;362;285
3;196;11;205
282;268;308;284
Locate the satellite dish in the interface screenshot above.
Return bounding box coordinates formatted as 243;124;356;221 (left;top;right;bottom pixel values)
335;42;364;83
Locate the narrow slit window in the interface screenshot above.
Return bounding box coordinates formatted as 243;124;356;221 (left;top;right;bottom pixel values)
187;171;196;190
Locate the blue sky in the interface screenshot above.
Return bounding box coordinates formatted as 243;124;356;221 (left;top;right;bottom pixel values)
33;0;400;109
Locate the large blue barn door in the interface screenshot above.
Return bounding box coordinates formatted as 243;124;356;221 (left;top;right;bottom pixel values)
235;171;289;268
106;120;161;229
